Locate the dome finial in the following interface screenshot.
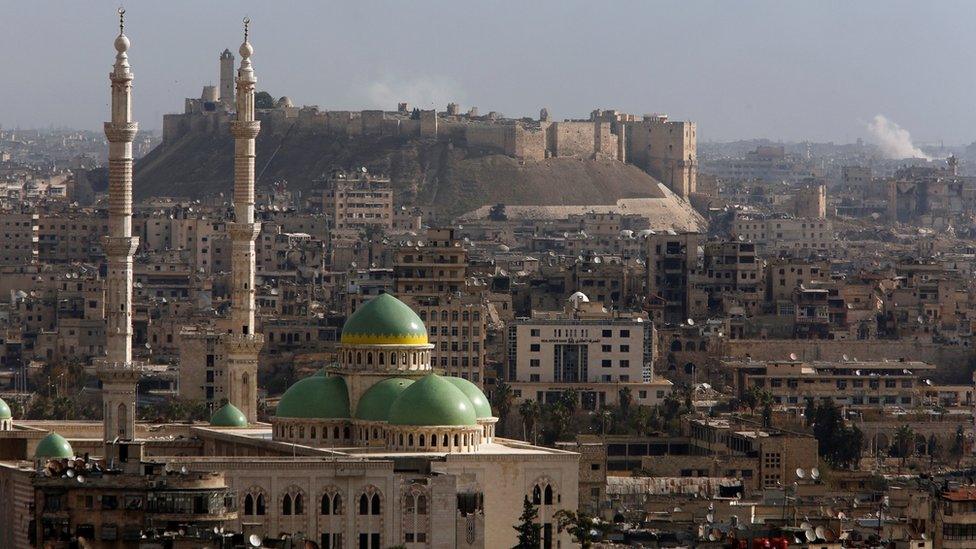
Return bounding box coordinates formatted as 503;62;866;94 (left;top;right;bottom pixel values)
239;16;253;59
114;7;129;55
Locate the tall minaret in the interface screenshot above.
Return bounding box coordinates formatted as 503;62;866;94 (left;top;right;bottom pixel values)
222;17;262;423
98;8;140;442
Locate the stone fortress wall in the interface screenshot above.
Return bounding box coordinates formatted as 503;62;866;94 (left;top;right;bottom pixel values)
164;58;699;197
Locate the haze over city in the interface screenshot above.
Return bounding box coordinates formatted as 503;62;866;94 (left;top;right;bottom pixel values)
7;3;976;548
4;0;976;143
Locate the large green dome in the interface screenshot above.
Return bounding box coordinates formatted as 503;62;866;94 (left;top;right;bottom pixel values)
340;293;428;345
210;403;248;427
389;374;477;426
35;432;73;459
356;378;414;421
276;372;350;419
445;377;493;419
0;397;11;420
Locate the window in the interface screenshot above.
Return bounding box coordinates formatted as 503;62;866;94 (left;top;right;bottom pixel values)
530;344;540;352
602;360;612;368
530;329;541;337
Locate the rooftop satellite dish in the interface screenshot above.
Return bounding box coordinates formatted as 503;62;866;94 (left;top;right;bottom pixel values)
810;467;821;480
673;507;683;513
854;369;862;376
76;475;85;483
66;469;76;478
842;354;849;361
837;511;846;520
805;528;816;542
789;352;798;361
796;468;806;479
249;534;263;547
180;465;188;475
801;522;813;531
706;513;714;523
687;318;695;326
815;526;826;541
708;532;717;542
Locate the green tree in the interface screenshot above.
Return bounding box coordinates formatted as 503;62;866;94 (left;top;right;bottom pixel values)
951;425;966;468
513;495;541;549
618;387;633;423
490;383;514;436
518;400;540;443
811;399;862;469
891;424;916;467
255;91;274;109
554;509;604;548
762;401;773;428
489;203;507;221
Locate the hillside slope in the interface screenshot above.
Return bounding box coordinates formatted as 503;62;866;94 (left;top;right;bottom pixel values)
134;127;674;219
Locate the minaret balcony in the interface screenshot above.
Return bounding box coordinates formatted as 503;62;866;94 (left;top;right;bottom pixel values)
221;332;265;354
102;236;140;257
230;120;260;139
103;122;139;142
227;222;261;240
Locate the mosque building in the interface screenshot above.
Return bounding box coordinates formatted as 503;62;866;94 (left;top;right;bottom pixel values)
0;13;579;549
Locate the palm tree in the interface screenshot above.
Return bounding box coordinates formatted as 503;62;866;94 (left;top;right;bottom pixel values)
893;424;915;468
518;400;540;443
490;383;514;436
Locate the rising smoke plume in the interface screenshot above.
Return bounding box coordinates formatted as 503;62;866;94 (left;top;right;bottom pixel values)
866;114;930;160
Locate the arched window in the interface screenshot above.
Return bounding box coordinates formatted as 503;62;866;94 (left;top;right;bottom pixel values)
671;339;682;352
442;434;449;447
544;484;553;505
532;485;542;505
357;352;363;364
333;426;340;439
417;494;427;515
256;493;266;515
371;493;381;515
379;353;385;365
359;493;369;515
117;403;127;438
699;340;707;351
408;434;414;446
367;352;373;365
294;493;304;515
391;352;397;365
282;493;293;515
454;434;459;447
419;434;425;446
244;493;254;515
333;494;343;515
431;434;437;448
343;426;350;439
321;493;331;515
311;426;317;439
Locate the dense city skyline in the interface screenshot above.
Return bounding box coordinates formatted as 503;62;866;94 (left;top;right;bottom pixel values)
4;0;976;144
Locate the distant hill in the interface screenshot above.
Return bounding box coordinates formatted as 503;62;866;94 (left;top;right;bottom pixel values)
133;126;679;220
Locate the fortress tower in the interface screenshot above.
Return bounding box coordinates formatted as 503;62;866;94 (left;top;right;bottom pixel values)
220;19;262;423
98;9;140;443
219;48;235;106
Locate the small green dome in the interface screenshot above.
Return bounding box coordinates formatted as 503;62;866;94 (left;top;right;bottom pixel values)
0;397;11;420
445;377;493;419
276;373;350;419
210;403;248;427
355;378;414;421
35;432;73;459
341;293;428;345
389;374;477;426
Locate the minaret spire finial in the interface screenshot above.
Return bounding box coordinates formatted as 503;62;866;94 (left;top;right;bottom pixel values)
243;16;250;43
118;7;125;35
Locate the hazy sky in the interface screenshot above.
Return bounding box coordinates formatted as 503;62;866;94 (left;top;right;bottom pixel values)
3;0;976;144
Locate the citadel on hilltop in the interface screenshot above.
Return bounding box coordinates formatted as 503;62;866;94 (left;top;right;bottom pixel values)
165;49;698;197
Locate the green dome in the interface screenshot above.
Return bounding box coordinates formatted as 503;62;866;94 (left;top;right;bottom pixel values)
445;377;493;419
355;378;414;421
35;432;73;459
276;373;350;419
389;374;477;426
0;397;11;420
340;293;428;345
210;403;248;427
